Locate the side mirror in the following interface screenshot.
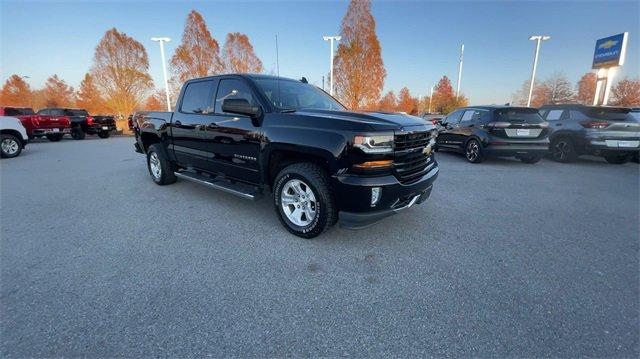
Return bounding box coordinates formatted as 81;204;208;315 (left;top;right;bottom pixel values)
221;99;263;120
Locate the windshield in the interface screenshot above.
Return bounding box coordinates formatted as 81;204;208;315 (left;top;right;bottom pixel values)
65;109;89;116
495;108;544;123
254;79;345;111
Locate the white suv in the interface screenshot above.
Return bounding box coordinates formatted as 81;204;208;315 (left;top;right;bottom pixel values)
1;116;29;158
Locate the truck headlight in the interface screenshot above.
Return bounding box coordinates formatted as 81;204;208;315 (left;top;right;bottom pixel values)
353;134;394;154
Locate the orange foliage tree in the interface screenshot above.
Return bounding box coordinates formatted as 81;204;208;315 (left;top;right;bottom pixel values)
378;91;397;112
143;90;166;111
223;32;263;73
43;75;76;108
611;77;640;106
76;73;108;114
397;87;418;114
432;76;456;114
576;72;596;105
171;10;223;86
0;75;32;107
90;28;153;118
333;0;386;110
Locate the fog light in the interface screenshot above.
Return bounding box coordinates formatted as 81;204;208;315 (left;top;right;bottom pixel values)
371;187;381;207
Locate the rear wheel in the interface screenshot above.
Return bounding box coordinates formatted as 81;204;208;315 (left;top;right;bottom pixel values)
550;138;576;163
98;131;110;139
147;144;177;185
46;134;64;142
465;139;484;163
273;163;337;239
520;155;542;164
1;134;22;158
71;127;86;140
604;153;630;164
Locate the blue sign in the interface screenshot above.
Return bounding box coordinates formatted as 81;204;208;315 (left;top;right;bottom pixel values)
592;33;628;69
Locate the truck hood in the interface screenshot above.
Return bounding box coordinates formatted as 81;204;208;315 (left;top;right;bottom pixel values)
294;108;433;131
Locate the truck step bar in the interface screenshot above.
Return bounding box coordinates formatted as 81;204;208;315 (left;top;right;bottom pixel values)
174;171;262;201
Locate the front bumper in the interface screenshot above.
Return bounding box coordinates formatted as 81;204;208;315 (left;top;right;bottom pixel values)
334;164;439;229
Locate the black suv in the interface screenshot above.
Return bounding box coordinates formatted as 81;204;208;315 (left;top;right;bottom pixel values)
37;108;116;140
133;74;439;238
539;104;640;164
436;106;549;163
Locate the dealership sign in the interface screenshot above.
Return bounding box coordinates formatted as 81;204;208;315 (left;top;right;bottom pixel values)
592;32;628;69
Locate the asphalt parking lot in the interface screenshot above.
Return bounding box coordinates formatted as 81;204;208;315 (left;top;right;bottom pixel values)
1;136;638;357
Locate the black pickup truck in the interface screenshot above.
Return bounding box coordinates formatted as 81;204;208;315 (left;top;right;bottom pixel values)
134;74;439;238
36;108;116;139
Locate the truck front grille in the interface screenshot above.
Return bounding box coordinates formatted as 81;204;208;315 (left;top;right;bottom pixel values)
394;131;433;184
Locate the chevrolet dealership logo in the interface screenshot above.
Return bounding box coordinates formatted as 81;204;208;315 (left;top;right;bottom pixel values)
598;40;618;49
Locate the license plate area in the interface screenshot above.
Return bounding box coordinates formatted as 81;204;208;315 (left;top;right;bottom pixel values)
516;129;530;136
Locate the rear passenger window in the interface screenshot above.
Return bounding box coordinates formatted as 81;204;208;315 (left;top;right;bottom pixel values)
569;110;590;120
545;110;564;121
180;81;214;114
215;79;257;114
460;110;475;124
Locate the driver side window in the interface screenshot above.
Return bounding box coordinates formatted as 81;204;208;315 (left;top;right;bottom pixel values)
443;110;464;125
215;79;257;115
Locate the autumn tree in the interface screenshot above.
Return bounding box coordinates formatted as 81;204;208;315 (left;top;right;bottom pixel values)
75;73;108;114
333;0;386;110
222;32;263;73
0;75;32;106
511;79;552;107
143;90;166;111
432;76;456;114
417;96;432;114
31;89;47;111
611;77;640;106
378;91;397;112
90;28;153;119
576;72;597;105
171;10;223;86
396;87;418;114
42;75;75;108
539;73;574;105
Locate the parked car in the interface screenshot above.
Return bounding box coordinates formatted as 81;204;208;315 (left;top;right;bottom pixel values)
133;74;439;238
36;108;115;140
0;106;71;141
539;104;640;164
0;116;29;158
92;115;117;138
436;106;549;163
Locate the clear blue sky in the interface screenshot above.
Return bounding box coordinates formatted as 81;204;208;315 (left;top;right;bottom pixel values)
1;0;638;105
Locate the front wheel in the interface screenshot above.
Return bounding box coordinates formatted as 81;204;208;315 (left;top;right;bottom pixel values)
1;134;22;158
520;155;542;164
604;153;629;164
46;134;64;142
273;163;337;239
465;139;484;163
98;131;110;139
71;128;86;140
147;144;177;185
550;138;576;163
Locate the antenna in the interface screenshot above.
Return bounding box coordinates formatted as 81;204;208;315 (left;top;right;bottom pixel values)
275;35;281;108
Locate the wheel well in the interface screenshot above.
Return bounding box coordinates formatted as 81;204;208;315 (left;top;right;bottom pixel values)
140;132;161;152
1;129;25;145
267;150;330;187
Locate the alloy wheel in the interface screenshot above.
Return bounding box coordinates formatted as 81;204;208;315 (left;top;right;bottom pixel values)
466;140;479;162
552;141;570;161
149;152;162;179
280;179;317;227
1;138;19;155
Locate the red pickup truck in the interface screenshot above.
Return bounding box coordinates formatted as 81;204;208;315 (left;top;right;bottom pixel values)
0;106;71;141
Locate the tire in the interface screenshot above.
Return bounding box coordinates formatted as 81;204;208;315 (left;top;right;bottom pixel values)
550;137;576;163
71;127;86;140
98;131;110;139
464;138;484;163
273;163;337;239
1;134;22;158
146;144;177;185
604;153;629;164
46;134;64;142
520;155;542;164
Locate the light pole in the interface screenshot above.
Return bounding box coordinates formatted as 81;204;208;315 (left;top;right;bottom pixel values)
428;85;434;113
323;35;341;96
151;37;172;111
527;35;550;107
456;44;464;98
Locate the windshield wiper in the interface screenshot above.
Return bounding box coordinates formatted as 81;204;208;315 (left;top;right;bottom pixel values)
280;108;297;113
